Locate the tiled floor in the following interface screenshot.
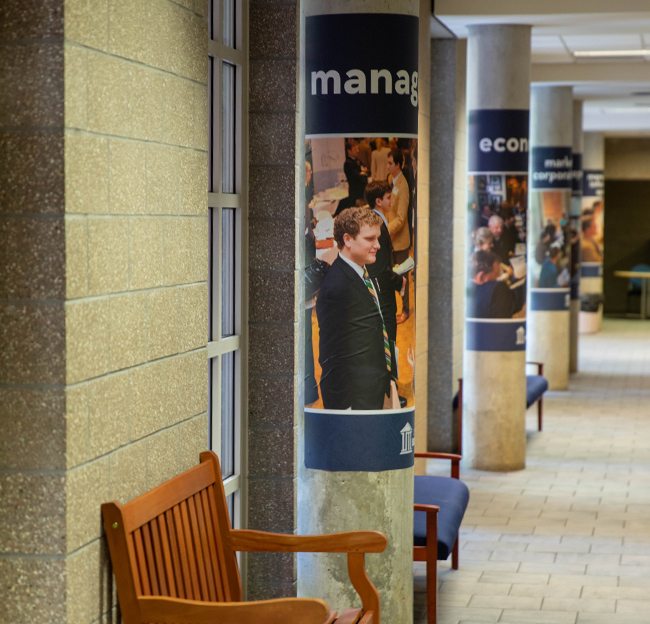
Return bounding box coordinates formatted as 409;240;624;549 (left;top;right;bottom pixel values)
415;319;650;624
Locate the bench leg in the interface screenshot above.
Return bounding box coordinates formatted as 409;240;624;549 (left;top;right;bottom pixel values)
452;537;459;570
427;513;438;624
538;397;543;432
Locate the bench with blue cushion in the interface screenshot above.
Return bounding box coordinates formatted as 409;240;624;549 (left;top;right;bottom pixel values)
452;362;549;433
526;361;548;431
413;381;470;624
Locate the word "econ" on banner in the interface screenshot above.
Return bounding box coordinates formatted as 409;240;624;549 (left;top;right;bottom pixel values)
311;69;419;107
479;136;529;153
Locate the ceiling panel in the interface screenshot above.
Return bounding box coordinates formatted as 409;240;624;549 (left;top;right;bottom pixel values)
561;33;643;51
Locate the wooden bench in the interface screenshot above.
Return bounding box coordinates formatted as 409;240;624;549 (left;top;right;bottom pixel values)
413;381;470;624
453;363;549;433
526;361;548;431
102;451;387;624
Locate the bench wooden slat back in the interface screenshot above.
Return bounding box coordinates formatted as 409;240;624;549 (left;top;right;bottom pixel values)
102;452;242;624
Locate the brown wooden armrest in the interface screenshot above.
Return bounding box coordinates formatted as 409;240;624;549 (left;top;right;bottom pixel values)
415;452;461;462
229;529;387;554
139;595;330;624
414;503;440;514
414;452;461;479
526;361;544;375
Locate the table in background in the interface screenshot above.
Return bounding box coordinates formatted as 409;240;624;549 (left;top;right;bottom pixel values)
614;270;650;319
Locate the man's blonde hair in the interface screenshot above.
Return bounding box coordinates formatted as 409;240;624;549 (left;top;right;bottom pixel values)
333;207;382;250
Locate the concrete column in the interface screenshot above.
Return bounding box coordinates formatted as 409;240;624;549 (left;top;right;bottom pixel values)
580;132;605;334
527;86;573;391
298;2;418;622
569;100;583;372
427;36;456;453
464;25;531;471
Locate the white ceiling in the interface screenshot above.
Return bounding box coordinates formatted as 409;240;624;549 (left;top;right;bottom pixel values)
434;1;650;133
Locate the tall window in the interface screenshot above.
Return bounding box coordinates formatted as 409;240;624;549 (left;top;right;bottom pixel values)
208;0;247;531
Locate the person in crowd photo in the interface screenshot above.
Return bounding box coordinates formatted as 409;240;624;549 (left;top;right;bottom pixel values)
535;223;557;265
467;250;526;319
316;207;392;410
499;206;518;257
581;218;603;262
539;246;562;288
387;148;411;323
488;215;511;264
357;137;372;171
371;137;391;182
336;139;369;216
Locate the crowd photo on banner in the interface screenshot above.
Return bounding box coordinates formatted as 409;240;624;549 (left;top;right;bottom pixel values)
580;195;604;265
304;137;418;412
529;190;572;291
466;174;528;319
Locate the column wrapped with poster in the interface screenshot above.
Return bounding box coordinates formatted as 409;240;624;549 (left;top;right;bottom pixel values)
526;85;573;391
579;132;605;334
569;100;583;371
299;2;419;621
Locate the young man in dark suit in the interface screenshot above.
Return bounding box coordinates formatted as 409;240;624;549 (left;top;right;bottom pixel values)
364;181;405;374
316;207;392;411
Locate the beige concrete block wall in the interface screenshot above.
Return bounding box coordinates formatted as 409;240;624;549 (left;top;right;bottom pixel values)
63;1;209;622
415;0;431;476
452;39;467;390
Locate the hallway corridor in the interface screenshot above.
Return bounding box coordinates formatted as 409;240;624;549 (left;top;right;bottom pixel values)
415;319;650;624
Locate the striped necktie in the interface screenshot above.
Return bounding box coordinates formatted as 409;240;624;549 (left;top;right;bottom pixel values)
363;268;392;372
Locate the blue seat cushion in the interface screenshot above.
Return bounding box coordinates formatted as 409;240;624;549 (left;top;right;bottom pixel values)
526;375;548;408
414;475;470;560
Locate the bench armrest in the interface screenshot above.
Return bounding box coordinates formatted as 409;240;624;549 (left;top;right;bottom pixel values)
230;531;383;617
139;595;329;624
229;529;387;553
526;361;544;375
414;452;461;479
414;503;439;515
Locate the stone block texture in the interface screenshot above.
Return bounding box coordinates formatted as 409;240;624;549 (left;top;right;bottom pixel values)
427;38;457;454
0;1;67;620
1;1;209;623
247;0;301;599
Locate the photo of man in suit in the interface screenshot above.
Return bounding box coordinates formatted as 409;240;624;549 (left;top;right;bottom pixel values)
365;181;405;374
316;207;393;410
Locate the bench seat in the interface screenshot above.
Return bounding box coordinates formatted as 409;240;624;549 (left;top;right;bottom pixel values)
526;375;548;409
414;475;470;560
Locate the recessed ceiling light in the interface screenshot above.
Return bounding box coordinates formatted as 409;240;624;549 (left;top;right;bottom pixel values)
574;49;650;58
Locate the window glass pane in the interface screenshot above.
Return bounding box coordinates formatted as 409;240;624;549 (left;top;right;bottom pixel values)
221;351;236;478
208;57;214;192
222;62;236;193
222;0;236;48
210;209;219;340
226;493;235;524
222;208;236;337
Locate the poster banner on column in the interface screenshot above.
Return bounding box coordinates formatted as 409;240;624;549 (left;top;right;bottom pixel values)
528;147;572;311
466;109;528;351
303;12;418;471
581;170;604;279
569;153;583;300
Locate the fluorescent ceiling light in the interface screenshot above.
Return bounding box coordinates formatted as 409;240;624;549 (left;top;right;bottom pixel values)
574;49;650;58
602;107;650;114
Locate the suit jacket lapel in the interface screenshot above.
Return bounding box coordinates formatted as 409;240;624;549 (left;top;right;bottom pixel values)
336;256;377;304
